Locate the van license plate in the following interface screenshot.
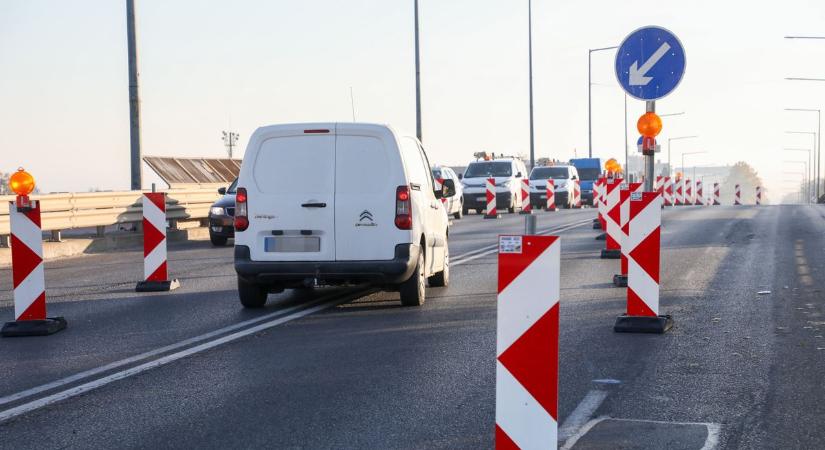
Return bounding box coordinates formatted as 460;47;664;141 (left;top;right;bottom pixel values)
265;236;320;252
476;197;486;202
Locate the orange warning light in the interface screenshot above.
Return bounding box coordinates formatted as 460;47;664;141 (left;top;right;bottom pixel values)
9;168;35;197
637;112;662;138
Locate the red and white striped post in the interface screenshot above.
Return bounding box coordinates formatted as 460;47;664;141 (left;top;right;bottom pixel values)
601;176;623;259
695;180;703;206
545;179;556;211
2;197;67;336
496;235;559;449
519;178;532;214
664;177;673;206
613;182;643;287
685;178;693;206
614;191;673;334
756;186;762;205
655;176;664;198
485;178;501;219
674;176;683;206
713;183;721;205
593;177;604;229
136;192;180;291
572;180;582;208
734;184;742;205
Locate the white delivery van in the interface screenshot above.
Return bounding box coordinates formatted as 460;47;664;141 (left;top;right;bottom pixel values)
233;123;455;308
460;158;528;214
527;164;580;209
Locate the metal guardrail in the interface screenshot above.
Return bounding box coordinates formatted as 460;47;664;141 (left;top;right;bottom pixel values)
0;189;221;236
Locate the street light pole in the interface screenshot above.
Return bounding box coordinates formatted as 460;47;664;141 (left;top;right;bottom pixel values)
527;0;535;169
785;109;821;200
784;147;813;203
667;135;698;178
785;131;816;203
414;0;422;142
587;45;618;158
126;0;142;190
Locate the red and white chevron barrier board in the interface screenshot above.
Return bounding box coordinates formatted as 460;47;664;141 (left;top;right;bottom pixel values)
485;178;500;219
734;184;741;205
593;177;603;208
8;200;46;321
520;178;532;214
596;177;607;229
756;186;762;205
615;182;644;286
695;180;703;206
627;192;662;316
546;179;556;211
685;178;693;206
674;177;683;206
713;183;721;205
602;177;623;259
572;180;581;208
496;235;559;449
135;193;180;291
655;176;664;197
664;177;673;206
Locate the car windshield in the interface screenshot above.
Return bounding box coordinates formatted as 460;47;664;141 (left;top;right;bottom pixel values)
576;168;600;181
464;161;512;178
530;167;569;180
226;178;238;194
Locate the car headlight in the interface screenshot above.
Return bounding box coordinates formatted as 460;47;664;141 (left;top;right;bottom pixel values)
210;206;225;216
501;180;512;188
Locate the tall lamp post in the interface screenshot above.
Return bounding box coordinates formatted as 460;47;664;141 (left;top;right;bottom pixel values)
784;147;813;203
414;0;422;142
588;45;619;158
785;109;821;200
785;131;816;202
668;135;698;178
527;0;535;169
681;150;707;180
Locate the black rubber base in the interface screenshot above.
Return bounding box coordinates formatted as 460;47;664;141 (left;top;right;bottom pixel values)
483;214;501;219
613;314;673;334
613;274;628;287
136;279;181;292
593;222;603;230
595;233;607;241
545;207;557;212
519;210;533;215
601;249;621;259
2;317;67;337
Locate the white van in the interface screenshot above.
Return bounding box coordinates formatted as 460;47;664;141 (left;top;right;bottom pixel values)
460;158;528;214
527;164;579;209
233;123;455;308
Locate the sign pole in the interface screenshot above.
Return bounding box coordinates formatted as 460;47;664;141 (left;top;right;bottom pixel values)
644;101;656;192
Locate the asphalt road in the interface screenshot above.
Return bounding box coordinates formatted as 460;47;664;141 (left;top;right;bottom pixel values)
0;205;822;449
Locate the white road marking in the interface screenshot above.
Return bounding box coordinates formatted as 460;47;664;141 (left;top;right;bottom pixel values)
562;417;722;450
0;288;372;421
557;389;609;442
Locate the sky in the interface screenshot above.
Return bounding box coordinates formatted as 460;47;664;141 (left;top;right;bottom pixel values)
2;0;825;202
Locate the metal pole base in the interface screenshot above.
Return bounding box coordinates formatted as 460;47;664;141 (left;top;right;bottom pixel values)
2;317;67;337
613;314;673;334
595;233;607;241
518;209;533;215
484;214;501;219
136;279;181;292
600;249;621;259
612;274;628;287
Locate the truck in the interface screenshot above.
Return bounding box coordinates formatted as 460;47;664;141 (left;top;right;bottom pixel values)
569;158;602;205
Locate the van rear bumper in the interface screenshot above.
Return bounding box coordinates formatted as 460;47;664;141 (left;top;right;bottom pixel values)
234;244;419;286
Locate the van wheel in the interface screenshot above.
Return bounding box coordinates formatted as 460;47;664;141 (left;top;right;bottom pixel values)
400;250;426;306
453;208;463;220
462;206;469;216
508;205;516;214
238;278;267;308
209;232;228;247
475;208;483;215
428;246;449;287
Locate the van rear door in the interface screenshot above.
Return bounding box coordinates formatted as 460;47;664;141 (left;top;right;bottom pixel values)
247;129;336;262
334;128;400;261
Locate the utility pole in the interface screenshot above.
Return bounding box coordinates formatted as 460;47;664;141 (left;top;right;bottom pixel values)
126;0;142;191
414;0;422;142
222;131;239;159
527;0;535;169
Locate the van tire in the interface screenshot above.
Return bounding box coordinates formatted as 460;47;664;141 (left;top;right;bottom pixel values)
475;208;483;215
400;250;426;306
210;233;228;247
453;208;463;220
238;278;268;308
428;246;449;287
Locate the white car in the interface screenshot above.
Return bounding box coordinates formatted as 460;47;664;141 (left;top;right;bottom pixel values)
527;165;580;209
460;158;529;214
233;123;455;308
432;166;464;219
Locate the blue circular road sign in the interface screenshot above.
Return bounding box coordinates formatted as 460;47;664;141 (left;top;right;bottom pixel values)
615;26;686;101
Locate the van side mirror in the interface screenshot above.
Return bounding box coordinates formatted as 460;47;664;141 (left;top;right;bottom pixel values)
516;172;523;178
218;187;227;195
571;175;577;180
457;173;463;180
436;179;456;199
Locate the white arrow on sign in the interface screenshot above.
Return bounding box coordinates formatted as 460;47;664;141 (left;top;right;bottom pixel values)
629;42;671;86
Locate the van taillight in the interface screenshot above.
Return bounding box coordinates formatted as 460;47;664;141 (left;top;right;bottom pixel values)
395;186;412;230
234;187;249;231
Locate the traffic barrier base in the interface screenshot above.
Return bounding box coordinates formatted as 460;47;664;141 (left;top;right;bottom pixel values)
612;274;627;287
613;314;673;333
136;279;181;292
2;317;68;337
600;249;621;259
595;233;606;241
593;219;602;229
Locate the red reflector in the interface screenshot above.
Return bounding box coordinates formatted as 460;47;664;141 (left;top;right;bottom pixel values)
398;191;409;201
304;129;330;134
234;216;249;231
236;187;247;204
394;215;412;229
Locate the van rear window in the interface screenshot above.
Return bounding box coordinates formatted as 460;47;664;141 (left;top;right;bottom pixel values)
253;135;335;194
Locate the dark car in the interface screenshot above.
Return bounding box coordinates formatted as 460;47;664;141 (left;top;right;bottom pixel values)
208;179;237;246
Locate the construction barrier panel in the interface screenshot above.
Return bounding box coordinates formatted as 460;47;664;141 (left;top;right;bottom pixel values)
685;178;693;206
614;182;643;287
756;186;762;205
136;193;180;292
614;192;673;334
713;183;721;205
546;179;556;211
496;235;560;449
520;179;532;215
601;177;623;259
675;177;683;206
695;180;703;206
485;178;501;219
572;180;581;208
664;177;673;206
734;184;741;205
2;199;67;336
